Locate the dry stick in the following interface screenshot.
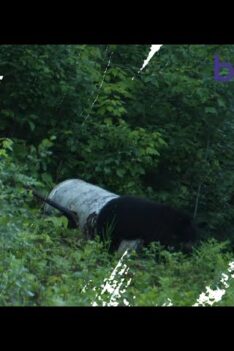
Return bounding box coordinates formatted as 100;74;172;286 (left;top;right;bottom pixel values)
25;185;79;228
81;50;114;126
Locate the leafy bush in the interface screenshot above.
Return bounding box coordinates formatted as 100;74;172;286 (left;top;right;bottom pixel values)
1;44;234;306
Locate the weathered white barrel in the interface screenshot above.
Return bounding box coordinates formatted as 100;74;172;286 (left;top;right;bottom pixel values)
44;178;141;253
44;178;119;237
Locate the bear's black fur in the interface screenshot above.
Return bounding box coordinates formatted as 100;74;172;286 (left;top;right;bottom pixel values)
96;196;197;253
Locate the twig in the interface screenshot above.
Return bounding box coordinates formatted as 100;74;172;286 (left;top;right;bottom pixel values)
24;185;79;228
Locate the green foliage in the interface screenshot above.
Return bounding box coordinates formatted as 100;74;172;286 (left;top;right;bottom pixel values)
1;45;234;305
75;118;167;194
118;240;233;306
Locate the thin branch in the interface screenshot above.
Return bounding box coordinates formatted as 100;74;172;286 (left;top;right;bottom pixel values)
193;134;210;219
25;185;79;228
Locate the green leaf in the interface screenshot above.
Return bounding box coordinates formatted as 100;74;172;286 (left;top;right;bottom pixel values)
44;216;68;229
28;121;35;131
205;107;217;114
116;169;125;178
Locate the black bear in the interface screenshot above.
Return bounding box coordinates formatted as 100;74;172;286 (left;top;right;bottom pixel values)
31;181;197;254
96;196;197;253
